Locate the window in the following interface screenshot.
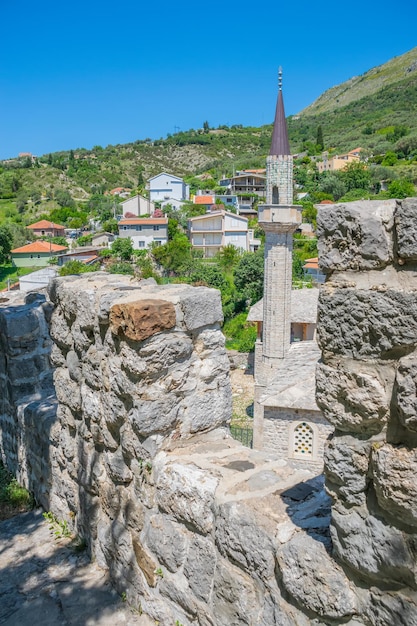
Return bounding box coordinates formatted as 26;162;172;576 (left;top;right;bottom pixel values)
138;241;145;248
123;226;127;230
153;225;159;231
293;422;313;458
153;240;162;246
135;225;142;231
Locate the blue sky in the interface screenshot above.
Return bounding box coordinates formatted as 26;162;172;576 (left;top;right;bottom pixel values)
1;0;416;160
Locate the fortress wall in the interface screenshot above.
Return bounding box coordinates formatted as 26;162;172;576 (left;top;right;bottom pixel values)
317;197;417;624
2;200;417;626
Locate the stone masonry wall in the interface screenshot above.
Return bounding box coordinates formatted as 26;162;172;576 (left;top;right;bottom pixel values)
316;198;417;624
3;212;417;626
0;272;363;626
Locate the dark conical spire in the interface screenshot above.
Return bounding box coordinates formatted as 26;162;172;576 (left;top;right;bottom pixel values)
269;67;291;156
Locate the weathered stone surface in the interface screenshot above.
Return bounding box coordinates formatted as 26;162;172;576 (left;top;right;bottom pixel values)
277;533;358;619
331;508;417;587
395;353;417;432
324;434;372;506
180;288;223;330
155;461;218;534
184;535;217;602
216;502;275;580
395;197;417;260
110;299;176;341
373;444;417;528
317;200;395;273
212;558;262;626
316;362;389;434
318;286;417;358
132;538;158;587
144;515;189;573
365;589;417;626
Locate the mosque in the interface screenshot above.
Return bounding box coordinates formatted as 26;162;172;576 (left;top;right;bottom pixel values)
250;70;332;470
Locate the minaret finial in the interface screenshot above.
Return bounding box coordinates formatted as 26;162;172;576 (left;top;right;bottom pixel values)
278;66;283;91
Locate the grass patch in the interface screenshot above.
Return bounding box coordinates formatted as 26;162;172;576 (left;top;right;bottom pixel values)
0;461;33;521
0;264;42;291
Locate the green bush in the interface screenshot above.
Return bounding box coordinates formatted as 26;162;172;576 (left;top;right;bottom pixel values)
223;312;257;352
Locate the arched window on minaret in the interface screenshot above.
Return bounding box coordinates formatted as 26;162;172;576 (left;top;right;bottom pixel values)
272;186;279;205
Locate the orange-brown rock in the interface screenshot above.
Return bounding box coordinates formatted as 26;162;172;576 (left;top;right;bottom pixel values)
109;299;176;341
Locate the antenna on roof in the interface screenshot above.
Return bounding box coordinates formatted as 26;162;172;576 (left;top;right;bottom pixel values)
278;66;283;91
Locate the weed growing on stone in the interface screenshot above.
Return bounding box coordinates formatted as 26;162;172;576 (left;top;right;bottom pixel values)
43;511;73;539
0;462;33;520
154;567;164;578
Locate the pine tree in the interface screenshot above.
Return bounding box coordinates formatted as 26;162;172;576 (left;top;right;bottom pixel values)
316;125;324;151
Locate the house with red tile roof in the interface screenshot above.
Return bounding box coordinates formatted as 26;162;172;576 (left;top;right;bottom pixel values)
27;220;66;238
11;241;68;267
118;217;168;249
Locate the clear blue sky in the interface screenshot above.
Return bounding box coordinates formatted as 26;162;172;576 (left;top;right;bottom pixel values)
1;0;416;160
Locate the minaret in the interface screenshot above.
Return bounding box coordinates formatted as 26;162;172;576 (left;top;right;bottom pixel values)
256;68;302;385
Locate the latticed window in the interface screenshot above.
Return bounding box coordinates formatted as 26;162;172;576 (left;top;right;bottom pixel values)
293;422;313;457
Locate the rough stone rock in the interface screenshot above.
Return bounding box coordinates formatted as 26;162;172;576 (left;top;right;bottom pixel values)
395;353;417;432
155;460;218;534
277;533;358;619
211;558;263;626
324;434;372;506
317;200;395;273
110;299;176;342
129;394;180;437
132;538;158;587
316;362;390;434
365;589;417;626
331;507;417;588
180;288;223;330
318;286;417;358
215;501;275;580
395;197;417;261
373;444;417;528
184;535;217;602
144;515;189;573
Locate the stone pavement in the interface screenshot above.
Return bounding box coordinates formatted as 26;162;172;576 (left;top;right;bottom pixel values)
0;509;153;626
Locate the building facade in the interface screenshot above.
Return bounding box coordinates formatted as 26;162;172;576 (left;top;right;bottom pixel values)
147;173;189;210
120;194;156;218
118;218;168;249
188;210;249;258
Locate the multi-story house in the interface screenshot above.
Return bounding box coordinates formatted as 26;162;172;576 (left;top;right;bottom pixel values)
188;209;250;258
118;218;168;250
147;173;189;210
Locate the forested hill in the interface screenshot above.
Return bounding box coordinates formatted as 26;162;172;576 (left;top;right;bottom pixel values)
289;46;417;153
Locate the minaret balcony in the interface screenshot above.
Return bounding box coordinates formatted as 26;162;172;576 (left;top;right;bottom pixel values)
258;204;302;231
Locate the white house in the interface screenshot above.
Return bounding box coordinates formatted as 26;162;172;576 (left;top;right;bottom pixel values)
188;210;249;258
147;172;189;210
118;218;168;250
120;194;156;218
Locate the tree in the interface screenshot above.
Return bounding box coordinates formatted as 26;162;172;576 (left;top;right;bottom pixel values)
233;248;264;306
111;237;134;261
215;244;242;273
387;179;415;199
0;225;13;263
203;121;210;133
318;172;347;200
151;234;193;274
55;189;75;208
316;125;324;151
339;162;371;192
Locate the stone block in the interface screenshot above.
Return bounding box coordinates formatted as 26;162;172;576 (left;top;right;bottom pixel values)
277;533;358;619
110;299;176;342
373;444;417;528
184;535;217;602
316;362;389;434
395;353;417;432
180;287;223;331
155;461;218;535
365;589;417;626
318;287;417;358
215;501;275;580
395;197;417;260
317;200;395;272
211;558;262;626
324;434;372;506
144;515;189;573
331;508;417;588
